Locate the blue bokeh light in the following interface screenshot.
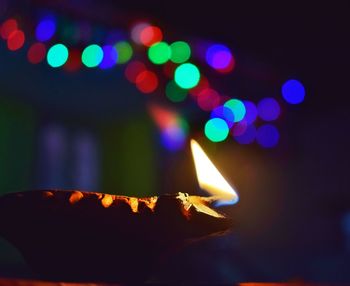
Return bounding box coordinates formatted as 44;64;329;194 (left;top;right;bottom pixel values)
99;45;118;69
234;124;256;144
35;17;56;42
282;79;305;104
257;97;280;121
206;44;233;70
210;105;235;128
256;124;279;148
243;100;258;124
160;125;187;151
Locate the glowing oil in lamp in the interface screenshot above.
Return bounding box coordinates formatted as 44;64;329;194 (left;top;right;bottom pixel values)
0;139;239;283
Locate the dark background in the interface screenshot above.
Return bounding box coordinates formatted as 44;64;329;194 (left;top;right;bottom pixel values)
0;0;349;283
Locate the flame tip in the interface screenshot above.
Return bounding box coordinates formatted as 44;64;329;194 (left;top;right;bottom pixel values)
190;140;239;206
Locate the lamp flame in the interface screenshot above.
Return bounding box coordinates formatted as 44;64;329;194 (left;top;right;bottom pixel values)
191;139;239;206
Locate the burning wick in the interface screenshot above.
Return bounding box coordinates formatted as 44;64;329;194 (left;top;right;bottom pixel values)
191;139;239;206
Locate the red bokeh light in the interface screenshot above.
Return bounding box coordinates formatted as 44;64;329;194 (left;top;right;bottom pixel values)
216;56;235;73
1;18;18;40
231;120;248;136
64;49;82;72
163;62;177;78
189;76;210;98
136;70;158;93
197;88;221;111
7;30;25;51
139;26;162;47
125;61;146;83
27;43;46;64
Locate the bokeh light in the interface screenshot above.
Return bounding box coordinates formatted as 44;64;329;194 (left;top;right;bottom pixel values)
35;17;56;42
161;118;189;151
231;120;248;136
165;81;187;102
243;100;258;124
148;42;171;65
256;124;279;148
47;43;69;68
197;88;221;111
282;79;305;104
174;63;200;89
234;124;256;144
99;45;118;69
130;22;150;44
27;42;46;64
206;44;235;73
210;105;235;128
204;118;229;142
115;41;133;64
125;61;146;83
257;97;280;121
224;99;246;122
7;30;25;51
64;49;82;72
140;25;162;47
170;41;191;63
189;76;210;98
82;44;104;68
135;70;158;93
1;18;17;39
163;62;177;78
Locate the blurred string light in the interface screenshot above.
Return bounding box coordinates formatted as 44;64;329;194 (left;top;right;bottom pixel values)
174;63;200;89
35;16;56;42
135;70;158;93
0;13;306;148
114;41;133;64
206;44;235;73
148;104;189;151
139;25;162;47
27;42;46;64
131;22;150;44
257;97;280;121
0;18;17;39
211;106;235;128
170;41;191;63
148;41;171;64
256;124;279;148
99;45;118;69
205;118;229;142
47;43;69;67
82;44;104;67
7;29;25;51
231;120;248;137
64;49;82;72
282;79;305;104
243;100;258;124
125;61;146;83
224;99;246;122
197;88;220;111
234;124;256;144
165;80;187;102
162;61;177;78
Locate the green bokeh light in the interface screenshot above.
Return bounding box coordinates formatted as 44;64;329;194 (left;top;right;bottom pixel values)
81;44;104;68
148;42;171;65
165;81;187;102
224;99;246;122
204;118;229;142
115;41;133;64
174;63;200;89
170;41;191;63
47;44;68;68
